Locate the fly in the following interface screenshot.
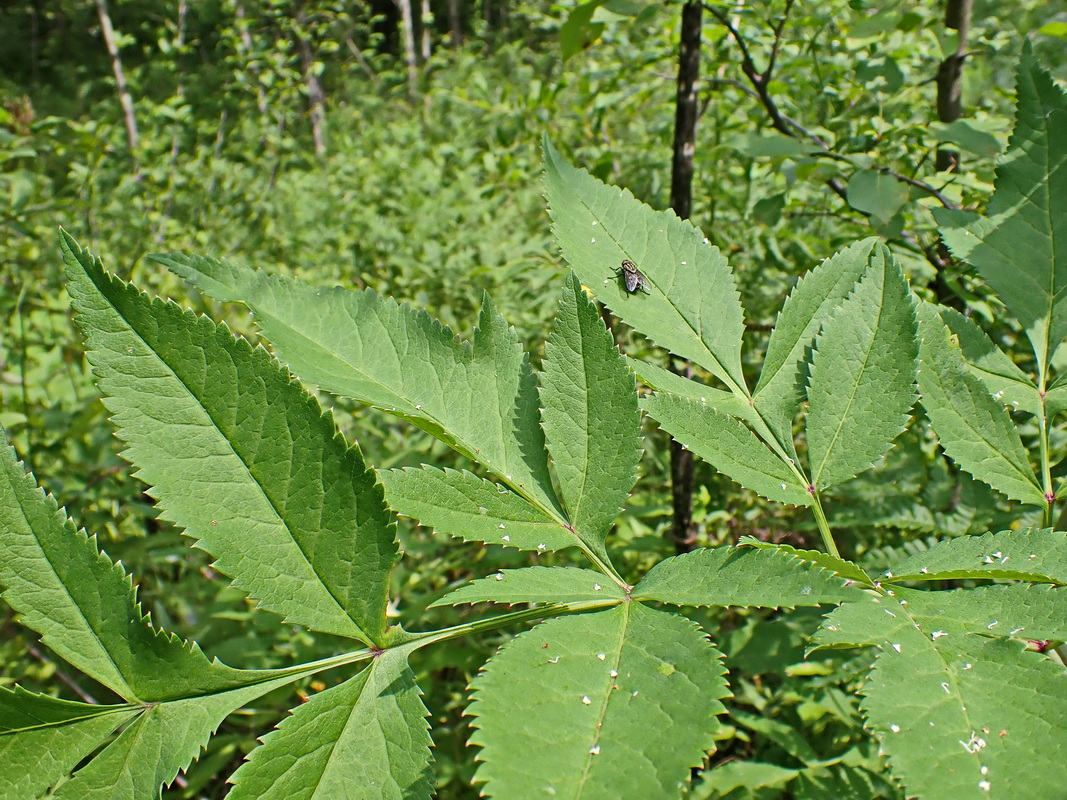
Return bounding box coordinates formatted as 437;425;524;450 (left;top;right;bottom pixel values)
614;259;648;294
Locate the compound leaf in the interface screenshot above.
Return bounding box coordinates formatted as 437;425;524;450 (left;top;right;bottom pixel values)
63;232;398;644
805;245;917;491
378;466;570;552
936;306;1041;416
430;567;625;607
642;393;811;506
0;688;136;800
152;252;564;519
540;273;641;555
544;136;747;393
754;238;877;450
0;435;271;701
228;648;433;800
468;603;728;799
916;302;1045;506
815;588;1067;800
50;676;297;800
935;53;1067;371
632;546;865;608
882;528;1067;584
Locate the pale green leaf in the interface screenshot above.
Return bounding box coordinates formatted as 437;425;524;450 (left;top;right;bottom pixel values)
632;546;864;608
628;357;759;427
936;306;1041;415
559;2;604;61
540;273;641;552
816;588;1067;799
754;238;876;450
642;393;811;506
378;467;571;552
883;528;1067;584
690;761;799;799
0;688;136;800
916;303;1045;505
1045;384;1067;421
430;567;625;607
544;137;747;393
469;603;728;799
63;233;397;644
845;170;908;224
52;675;298;800
934;54;1067;371
151;252;564;519
0;435;273;701
897;583;1065;643
228;649;433;800
806;246;917;490
739;539;874;584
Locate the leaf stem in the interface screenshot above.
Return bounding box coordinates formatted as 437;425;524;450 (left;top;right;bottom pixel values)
394;599;618;649
809;491;841;558
1039;389;1055;527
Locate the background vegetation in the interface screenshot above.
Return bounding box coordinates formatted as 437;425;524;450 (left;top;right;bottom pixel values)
2;1;1066;796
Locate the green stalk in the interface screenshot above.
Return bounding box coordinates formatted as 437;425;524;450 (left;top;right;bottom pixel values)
809;492;840;558
1039;389;1054;527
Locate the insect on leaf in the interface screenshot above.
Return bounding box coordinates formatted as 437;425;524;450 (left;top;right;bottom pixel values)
614;260;648;294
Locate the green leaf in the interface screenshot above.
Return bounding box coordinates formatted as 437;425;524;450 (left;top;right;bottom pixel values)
544;136;747;393
899;583;1066;643
468;604;728;799
378;466;571;552
50;675;298;800
430;567;626;607
632;546;864;608
642;393;811;506
934;54;1067;371
540;273;641;554
739;538;875;584
559;1;605;61
729;132;812;159
936;305;1041;416
845;170;908;224
882;528;1067;584
0;688;136;800
151;251;564;520
805;245;917;490
916;303;1045;506
628;357;759;427
930;120;1003;159
228;648;433;800
0;434;271;701
815;589;1067;799
754;238;877;451
691;760;799;797
64;233;398;644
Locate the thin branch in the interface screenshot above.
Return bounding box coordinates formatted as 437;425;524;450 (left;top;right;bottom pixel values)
702;65;956;208
763;0;795;82
26;644;99;704
95;0;139;158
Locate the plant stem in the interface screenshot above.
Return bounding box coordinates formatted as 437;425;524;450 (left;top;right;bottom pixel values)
809;492;840;558
396;599;616;649
1039;391;1054;527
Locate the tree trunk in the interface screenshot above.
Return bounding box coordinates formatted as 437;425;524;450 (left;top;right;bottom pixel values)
396;0;419;99
420;0;433;61
234;0;269;117
95;0;139;157
447;0;463;46
667;0;703;555
935;0;972;173
295;5;327;155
